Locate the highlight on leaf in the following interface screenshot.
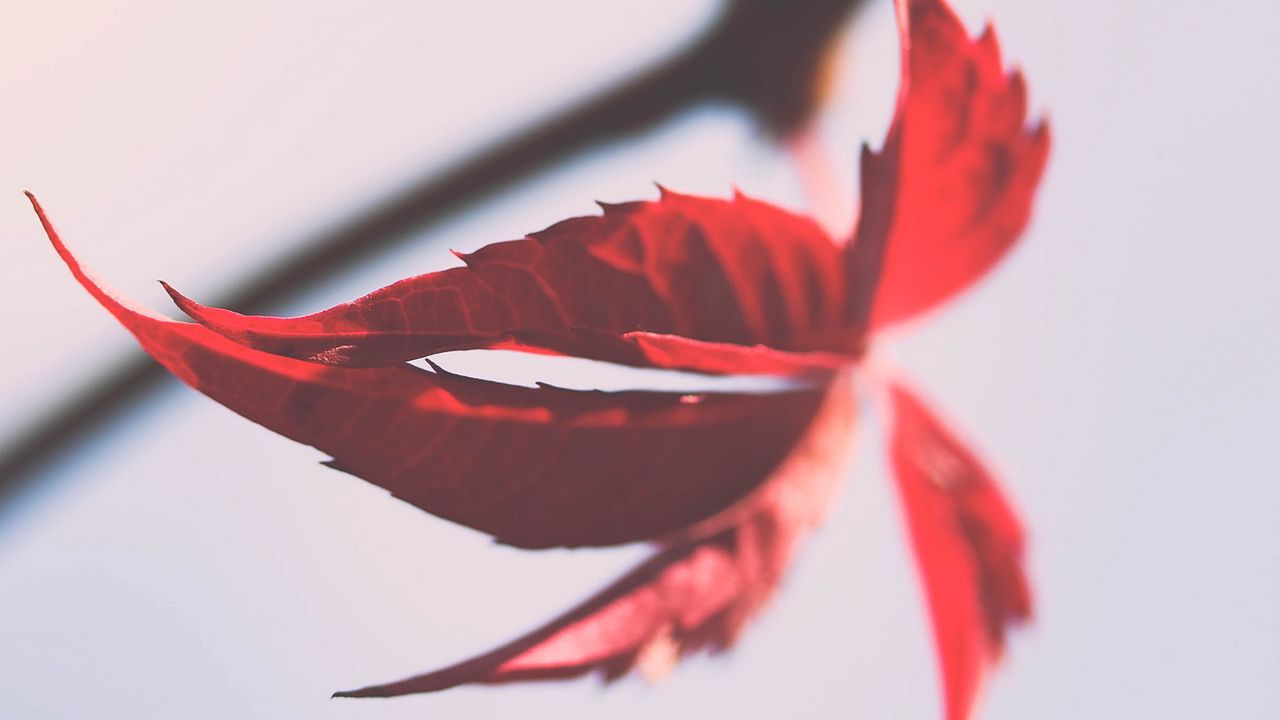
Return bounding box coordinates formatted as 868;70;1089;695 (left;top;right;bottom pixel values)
31;0;1048;715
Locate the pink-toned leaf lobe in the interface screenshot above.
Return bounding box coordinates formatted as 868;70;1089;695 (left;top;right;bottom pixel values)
889;381;1030;720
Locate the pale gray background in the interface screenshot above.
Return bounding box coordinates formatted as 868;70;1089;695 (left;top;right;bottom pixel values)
1;0;1278;717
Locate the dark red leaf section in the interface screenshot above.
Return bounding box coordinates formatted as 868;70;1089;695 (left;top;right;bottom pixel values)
889;382;1030;720
33;194;837;550
162;189;857;374
847;0;1051;332
336;372;856;698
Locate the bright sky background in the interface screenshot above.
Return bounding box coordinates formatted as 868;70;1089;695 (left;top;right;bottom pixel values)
1;1;1278;717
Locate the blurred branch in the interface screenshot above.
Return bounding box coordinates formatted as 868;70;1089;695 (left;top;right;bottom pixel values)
0;0;867;507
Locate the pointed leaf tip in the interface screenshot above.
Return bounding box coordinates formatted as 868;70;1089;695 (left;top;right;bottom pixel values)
888;381;1030;720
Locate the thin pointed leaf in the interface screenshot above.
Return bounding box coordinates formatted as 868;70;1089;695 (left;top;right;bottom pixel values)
889;381;1030;720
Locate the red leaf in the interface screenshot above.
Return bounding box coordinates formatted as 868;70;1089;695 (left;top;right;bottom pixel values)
31;0;1049;705
33;194;840;549
888;381;1030;720
335;371;856;698
847;0;1051;332
161;189;859;375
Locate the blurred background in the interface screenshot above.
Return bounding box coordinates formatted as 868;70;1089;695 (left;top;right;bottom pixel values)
1;0;1278;717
